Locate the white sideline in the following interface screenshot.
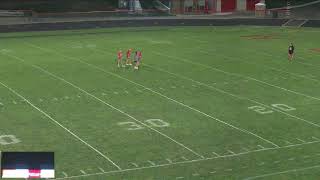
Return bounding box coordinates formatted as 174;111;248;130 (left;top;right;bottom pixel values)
54;140;320;180
142;64;320;129
243;164;320;180
26;43;280;148
4;52;204;159
0;80;122;170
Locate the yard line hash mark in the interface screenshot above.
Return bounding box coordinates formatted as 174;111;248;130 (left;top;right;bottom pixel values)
62;172;68;177
212;152;220;157
284;140;293;145
166;158;173;164
147;160;156;166
296;138;306;143
181;156;189;161
130;163;139;168
244;164;320;180
52;140;320;180
98;167;105;173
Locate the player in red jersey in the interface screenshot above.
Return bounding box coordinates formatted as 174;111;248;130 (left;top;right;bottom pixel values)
125;48;133;66
134;50;142;70
117;49;124;67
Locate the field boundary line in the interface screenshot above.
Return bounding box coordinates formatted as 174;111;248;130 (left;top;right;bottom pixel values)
54;140;320;180
152;51;320;102
26;43;280;148
0;80;122;170
4;52;204;159
243;164;320;180
142;64;320;128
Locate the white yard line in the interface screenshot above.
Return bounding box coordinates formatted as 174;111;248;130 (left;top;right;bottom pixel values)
141;64;320;129
61;172;68;177
48;140;320;180
0;80;122;170
181;156;189;161
227;150;236;155
98;167;105;173
5;52;204;159
212;152;220;157
147;160;156;166
284;140;293;145
296;138;306;143
165;35;320;88
26;43;279;148
153;51;320;102
129;163;139;168
242;147;250;152
166;158;173;164
230;56;320;84
243;164;320;180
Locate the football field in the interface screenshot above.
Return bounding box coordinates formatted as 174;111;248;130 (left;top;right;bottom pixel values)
1;26;320;179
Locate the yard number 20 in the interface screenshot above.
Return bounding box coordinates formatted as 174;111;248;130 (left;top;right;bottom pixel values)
248;104;296;114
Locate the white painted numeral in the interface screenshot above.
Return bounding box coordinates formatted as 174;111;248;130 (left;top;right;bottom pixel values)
117;122;144;131
271;104;296;112
248;106;273;114
248;104;296;114
145;119;170;127
0;135;21;145
118;119;170;131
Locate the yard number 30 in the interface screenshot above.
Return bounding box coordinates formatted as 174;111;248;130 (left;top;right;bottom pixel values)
0;135;21;145
118;119;170;131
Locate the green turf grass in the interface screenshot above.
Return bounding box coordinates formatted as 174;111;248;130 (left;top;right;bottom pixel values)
0;26;320;179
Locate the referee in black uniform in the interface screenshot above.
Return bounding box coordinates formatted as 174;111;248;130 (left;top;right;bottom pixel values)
288;43;295;61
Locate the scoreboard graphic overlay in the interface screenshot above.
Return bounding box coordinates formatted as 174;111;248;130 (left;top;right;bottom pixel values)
1;152;54;178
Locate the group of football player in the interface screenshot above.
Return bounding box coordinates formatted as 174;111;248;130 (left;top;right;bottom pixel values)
117;49;142;70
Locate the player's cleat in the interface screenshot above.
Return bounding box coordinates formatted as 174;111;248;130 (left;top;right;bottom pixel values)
134;66;138;70
122;65;126;68
129;63;132;66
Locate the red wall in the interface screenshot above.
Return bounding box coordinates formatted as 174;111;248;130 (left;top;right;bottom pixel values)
221;0;236;12
246;0;260;11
